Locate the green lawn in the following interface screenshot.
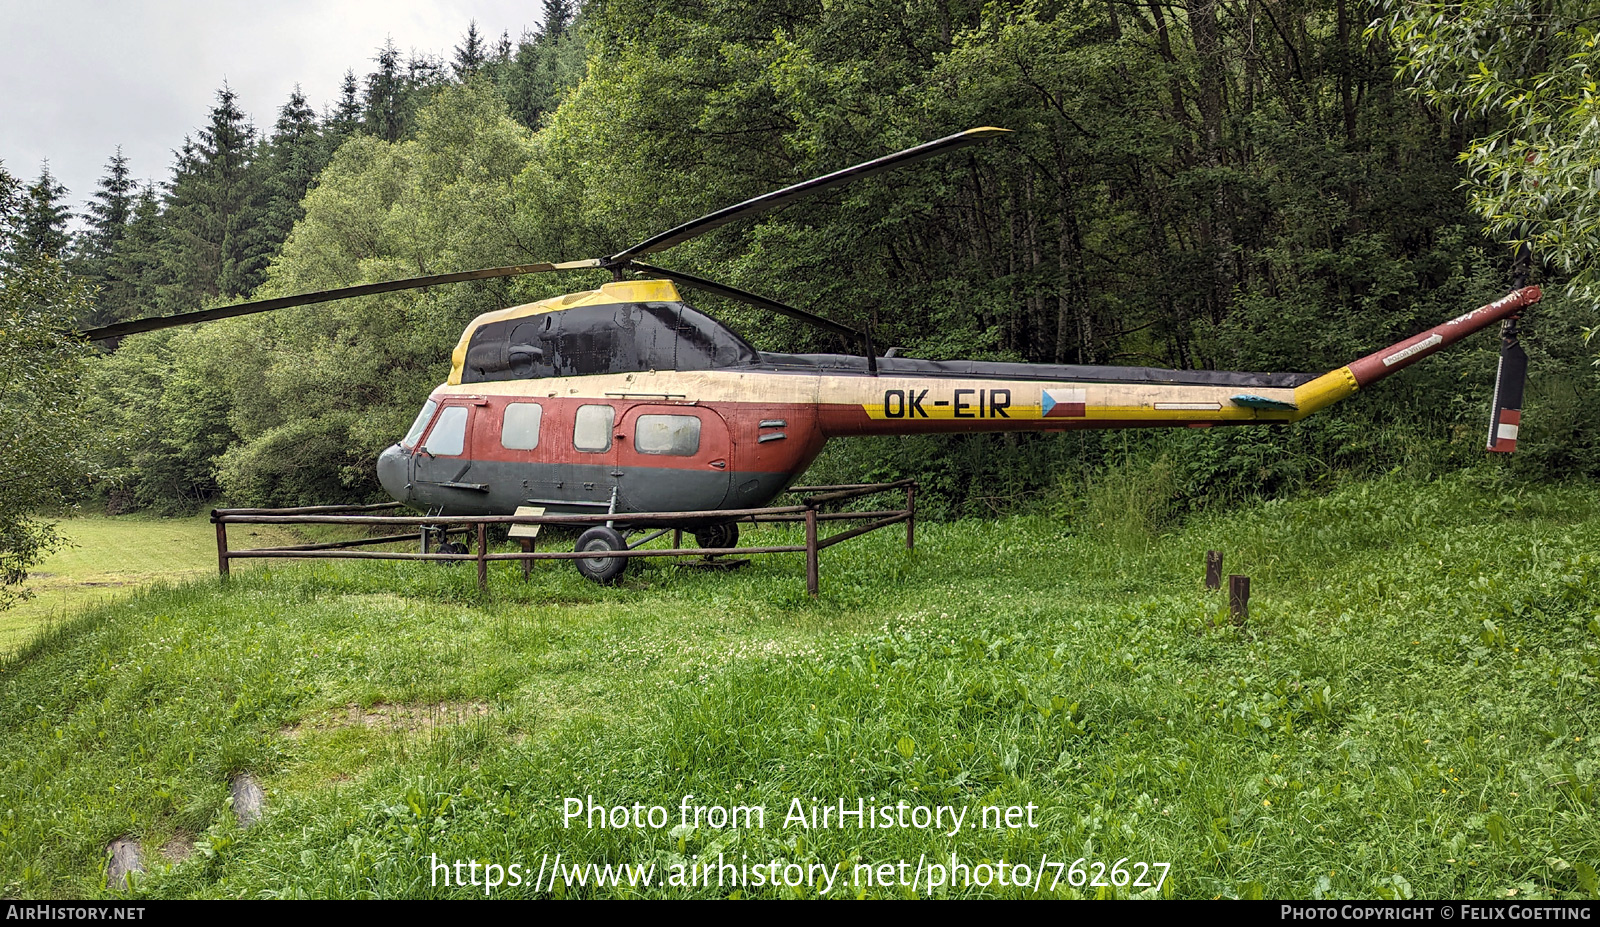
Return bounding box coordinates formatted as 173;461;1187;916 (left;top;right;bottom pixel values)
0;514;304;657
1;474;1597;899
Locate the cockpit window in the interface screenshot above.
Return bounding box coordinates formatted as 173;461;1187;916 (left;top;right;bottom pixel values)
423;406;469;457
402;400;438;448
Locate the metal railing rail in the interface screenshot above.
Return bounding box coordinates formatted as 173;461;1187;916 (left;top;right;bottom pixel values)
211;481;916;596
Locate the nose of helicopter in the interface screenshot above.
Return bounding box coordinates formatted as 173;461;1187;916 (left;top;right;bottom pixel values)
376;445;410;503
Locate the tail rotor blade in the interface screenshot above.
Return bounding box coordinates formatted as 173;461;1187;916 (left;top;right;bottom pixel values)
1486;317;1528;453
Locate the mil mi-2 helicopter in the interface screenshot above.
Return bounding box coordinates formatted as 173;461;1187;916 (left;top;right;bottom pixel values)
83;128;1540;583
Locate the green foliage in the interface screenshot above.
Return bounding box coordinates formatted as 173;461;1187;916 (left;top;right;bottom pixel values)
0;164;94;609
1379;0;1600;307
212;85;541;505
69;0;1600;515
159;86;269;308
18;165;71;261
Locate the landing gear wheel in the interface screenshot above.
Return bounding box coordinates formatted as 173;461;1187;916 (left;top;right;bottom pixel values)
575;526;629;585
694;522;739;552
434;533;469;563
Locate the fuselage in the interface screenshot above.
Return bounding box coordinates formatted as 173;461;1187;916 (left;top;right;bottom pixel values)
375;280;1542;520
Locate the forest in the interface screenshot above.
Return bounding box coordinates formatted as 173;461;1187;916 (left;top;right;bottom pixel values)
5;0;1600;538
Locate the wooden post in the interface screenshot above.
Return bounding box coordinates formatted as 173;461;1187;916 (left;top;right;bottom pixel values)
673;528;682;549
520;537;533;582
477;523;488;592
1229;575;1250;624
213;512;229;578
1205;550;1223;589
805;507;819;597
905;483;916;550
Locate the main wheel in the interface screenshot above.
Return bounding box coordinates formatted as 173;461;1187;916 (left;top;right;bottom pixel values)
574;526;629;584
693;522;739;552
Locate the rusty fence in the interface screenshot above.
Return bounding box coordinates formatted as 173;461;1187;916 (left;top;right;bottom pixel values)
210;480;916;596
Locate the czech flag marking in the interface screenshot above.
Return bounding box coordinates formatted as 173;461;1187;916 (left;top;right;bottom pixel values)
1042;388;1087;418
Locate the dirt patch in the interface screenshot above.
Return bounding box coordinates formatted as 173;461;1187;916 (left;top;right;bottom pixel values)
162;833;195;863
281;700;492;737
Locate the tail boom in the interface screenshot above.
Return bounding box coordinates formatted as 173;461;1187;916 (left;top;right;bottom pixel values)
1291;287;1542;419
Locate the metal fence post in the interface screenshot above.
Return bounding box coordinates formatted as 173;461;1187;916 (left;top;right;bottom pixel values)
213;512;229;578
477;523;488;592
805;507;819;597
906;483;916;550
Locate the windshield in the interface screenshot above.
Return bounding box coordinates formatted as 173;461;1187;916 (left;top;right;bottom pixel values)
401;400;438;448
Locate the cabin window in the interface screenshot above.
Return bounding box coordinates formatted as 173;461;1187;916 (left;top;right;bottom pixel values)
501;402;542;450
423;406;469;457
402;400;438;448
573;404;615;452
635;414;701;456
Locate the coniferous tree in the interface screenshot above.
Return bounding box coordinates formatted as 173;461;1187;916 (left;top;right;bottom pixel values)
326;70;363;148
258;87;324;263
19;164;70;260
453;21;488;80
160;85;266;307
75;149;139;326
364;40;406;142
0;160;93;608
508;5;584;129
104;183;166;321
83;148;134;262
542;0;574;39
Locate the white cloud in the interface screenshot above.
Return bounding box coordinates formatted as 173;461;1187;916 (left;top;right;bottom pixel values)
0;0;541;216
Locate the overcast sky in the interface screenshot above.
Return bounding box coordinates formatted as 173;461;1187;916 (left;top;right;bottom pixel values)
0;0;546;222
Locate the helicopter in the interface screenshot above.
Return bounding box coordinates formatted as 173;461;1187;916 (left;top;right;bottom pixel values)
81;128;1541;583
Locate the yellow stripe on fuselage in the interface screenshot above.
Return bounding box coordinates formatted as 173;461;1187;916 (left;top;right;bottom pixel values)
432;369;1305;428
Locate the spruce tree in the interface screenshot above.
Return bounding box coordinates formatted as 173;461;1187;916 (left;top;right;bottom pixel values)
364;40;405;142
258;86;323;262
327;70;363;145
19;164;70;260
452;20;487;80
83;148;134;262
541;0;574;40
160;85;266;307
108;184;168;320
75;149;139;326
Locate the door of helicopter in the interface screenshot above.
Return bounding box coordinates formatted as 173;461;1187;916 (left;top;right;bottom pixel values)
412;399;488;504
612;404;732;514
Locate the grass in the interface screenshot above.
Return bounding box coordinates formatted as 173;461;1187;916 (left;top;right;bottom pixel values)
0;471;1597;899
0;513;303;658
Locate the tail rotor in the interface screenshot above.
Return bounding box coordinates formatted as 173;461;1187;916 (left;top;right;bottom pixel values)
1486;315;1527;453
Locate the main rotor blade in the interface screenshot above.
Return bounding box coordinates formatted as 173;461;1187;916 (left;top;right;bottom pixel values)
79;260;605;341
627;260;860;340
608;127;1011;263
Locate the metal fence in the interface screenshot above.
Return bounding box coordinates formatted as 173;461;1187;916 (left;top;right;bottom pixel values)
210;480;916;595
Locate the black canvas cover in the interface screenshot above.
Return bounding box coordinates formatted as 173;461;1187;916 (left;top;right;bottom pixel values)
461;301;759;383
746;353;1317;388
463;298;1313;389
